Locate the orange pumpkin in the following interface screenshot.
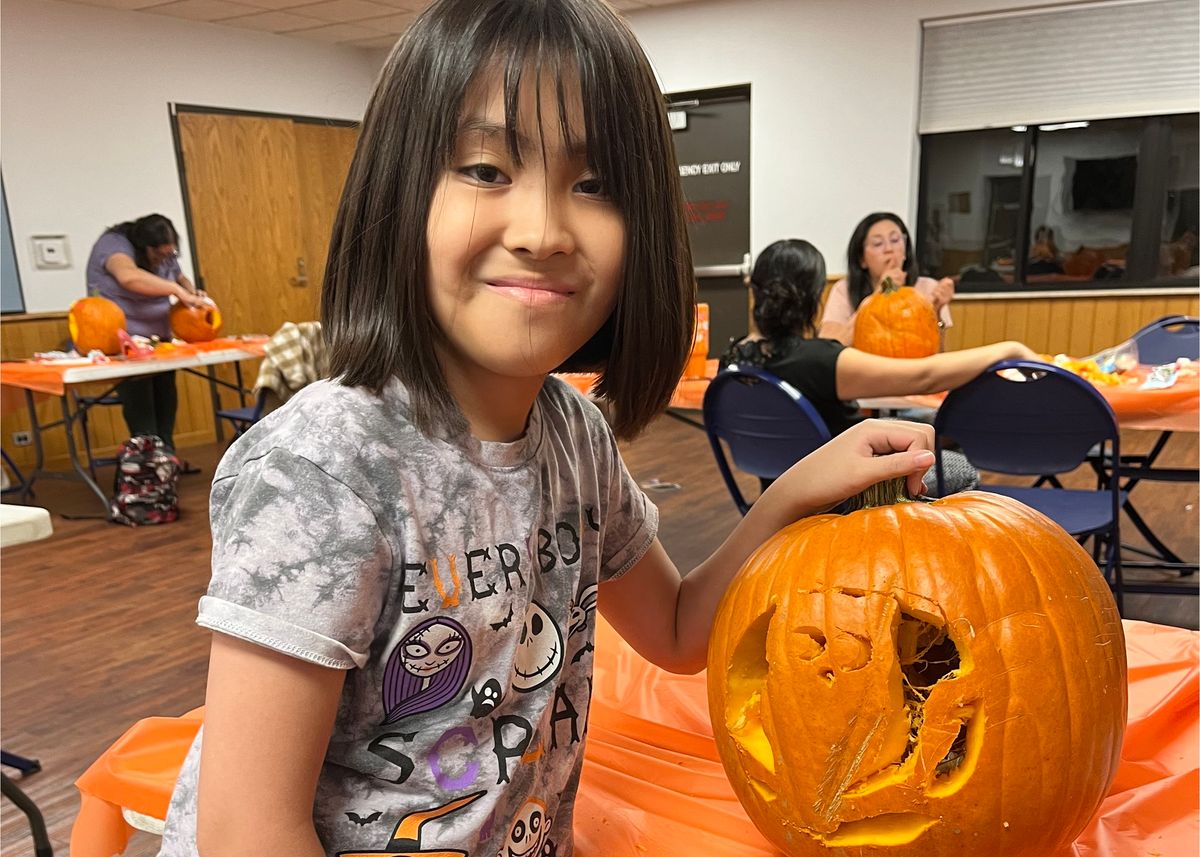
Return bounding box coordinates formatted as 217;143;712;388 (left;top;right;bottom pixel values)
854;278;939;358
68;296;126;355
707;482;1126;857
170;301;223;342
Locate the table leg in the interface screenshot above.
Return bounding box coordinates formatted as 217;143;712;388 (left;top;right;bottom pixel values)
59;395;111;512
207;366;224;444
22;390;43;504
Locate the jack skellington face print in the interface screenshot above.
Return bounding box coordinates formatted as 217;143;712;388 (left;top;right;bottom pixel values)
512;601;564;693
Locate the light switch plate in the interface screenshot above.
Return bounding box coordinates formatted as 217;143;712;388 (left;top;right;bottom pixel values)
32;234;71;270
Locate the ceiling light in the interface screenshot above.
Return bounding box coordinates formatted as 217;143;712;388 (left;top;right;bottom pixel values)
1038;121;1090;131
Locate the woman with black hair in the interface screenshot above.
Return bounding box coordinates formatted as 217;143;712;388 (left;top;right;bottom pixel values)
819;212;956;346
85;213;208;453
722;239;1036;492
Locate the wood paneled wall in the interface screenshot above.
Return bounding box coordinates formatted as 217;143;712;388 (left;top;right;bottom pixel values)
808;275;1198;356
0;313;223;471
943;294;1200;356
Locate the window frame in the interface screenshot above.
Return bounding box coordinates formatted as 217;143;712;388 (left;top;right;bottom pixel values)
916;113;1199;294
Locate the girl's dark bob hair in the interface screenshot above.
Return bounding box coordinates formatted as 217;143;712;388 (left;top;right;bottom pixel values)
322;0;695;439
845;211;918;312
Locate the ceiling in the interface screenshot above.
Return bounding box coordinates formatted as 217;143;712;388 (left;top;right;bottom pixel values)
58;0;697;51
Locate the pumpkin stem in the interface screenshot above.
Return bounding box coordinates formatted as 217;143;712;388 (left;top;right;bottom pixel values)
845;477;912;512
880;276;901;295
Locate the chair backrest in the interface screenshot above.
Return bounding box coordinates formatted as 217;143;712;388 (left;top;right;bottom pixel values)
934;360;1119;488
702;365;831;515
1130;316;1199;365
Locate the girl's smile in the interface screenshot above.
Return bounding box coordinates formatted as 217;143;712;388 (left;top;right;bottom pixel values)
485;277;578;307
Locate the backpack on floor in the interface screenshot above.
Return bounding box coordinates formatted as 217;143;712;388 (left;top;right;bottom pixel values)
110;435;180;526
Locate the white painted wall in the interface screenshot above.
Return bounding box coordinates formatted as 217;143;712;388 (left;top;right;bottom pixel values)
625;0;1079;274
1;0;379;312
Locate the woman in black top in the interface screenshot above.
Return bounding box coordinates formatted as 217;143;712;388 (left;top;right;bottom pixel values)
721;239;1038;491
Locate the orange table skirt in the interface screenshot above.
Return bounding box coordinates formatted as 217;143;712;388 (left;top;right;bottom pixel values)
0;338;266;398
72;618;1196;856
890;367;1198;434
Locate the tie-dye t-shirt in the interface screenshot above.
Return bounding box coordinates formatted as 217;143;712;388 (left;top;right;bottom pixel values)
157;375;657;857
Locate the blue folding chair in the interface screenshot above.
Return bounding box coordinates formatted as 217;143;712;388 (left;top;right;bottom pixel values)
933;360;1127;611
702;365;831;515
1095;315;1199;576
215;388;270;441
1130;315;1198;366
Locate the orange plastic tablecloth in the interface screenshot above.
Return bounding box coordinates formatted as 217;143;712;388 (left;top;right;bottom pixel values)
0;338;266;398
72;618;1197;857
881;368;1198;434
557;359;719;411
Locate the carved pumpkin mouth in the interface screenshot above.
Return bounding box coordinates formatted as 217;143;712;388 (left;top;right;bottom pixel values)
723;591;985;846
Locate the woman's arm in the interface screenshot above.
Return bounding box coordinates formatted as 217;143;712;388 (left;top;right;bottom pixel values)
834;341;1037;400
599;420;936;674
196;633;345;856
104;252;205;306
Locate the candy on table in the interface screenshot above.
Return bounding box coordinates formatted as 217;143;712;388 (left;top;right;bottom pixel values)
1045;353;1125;386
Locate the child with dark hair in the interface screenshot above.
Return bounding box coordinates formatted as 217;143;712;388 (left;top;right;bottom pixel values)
819;212;956;347
85;213;208;452
157;4;947;855
723;239;1037;492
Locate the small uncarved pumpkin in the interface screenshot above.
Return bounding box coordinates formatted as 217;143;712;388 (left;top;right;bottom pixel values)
707;481;1126;857
854;278;939;358
170;301;223;342
68;296;126;355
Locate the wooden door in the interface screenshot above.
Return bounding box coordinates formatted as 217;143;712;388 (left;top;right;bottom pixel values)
176;110;358;413
178;112;309;338
293;121;360;308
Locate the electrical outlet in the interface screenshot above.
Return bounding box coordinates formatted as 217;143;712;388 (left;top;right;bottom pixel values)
11;431;32;447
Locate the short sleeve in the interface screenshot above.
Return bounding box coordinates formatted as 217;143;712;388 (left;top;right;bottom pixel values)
596;427;658;583
94;233;135;272
198;448;393;669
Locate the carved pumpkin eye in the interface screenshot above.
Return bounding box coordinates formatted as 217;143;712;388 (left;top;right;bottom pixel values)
708;485;1127;855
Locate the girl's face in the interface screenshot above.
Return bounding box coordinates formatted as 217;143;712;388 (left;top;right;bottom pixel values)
860;220;906;284
426;69;625;383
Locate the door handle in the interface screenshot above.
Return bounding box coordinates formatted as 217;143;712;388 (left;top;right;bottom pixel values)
289;257;309;287
694;253;751;280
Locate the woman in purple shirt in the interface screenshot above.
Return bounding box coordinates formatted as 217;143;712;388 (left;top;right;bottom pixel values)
85;213;207;452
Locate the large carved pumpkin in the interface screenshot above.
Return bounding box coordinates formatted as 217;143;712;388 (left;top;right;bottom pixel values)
170;300;223;342
854;278;939;358
707;483;1126;856
68;296;126;355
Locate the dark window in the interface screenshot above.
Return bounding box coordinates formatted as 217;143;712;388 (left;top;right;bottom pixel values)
917;114;1199;293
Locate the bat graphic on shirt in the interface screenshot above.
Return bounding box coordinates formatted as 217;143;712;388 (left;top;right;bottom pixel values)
346;810;382;826
571;641;595;664
490;605;514;631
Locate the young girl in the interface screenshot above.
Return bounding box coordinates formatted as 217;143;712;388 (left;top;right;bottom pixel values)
157;3;938;855
723;239;1036;493
819;212;956;347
